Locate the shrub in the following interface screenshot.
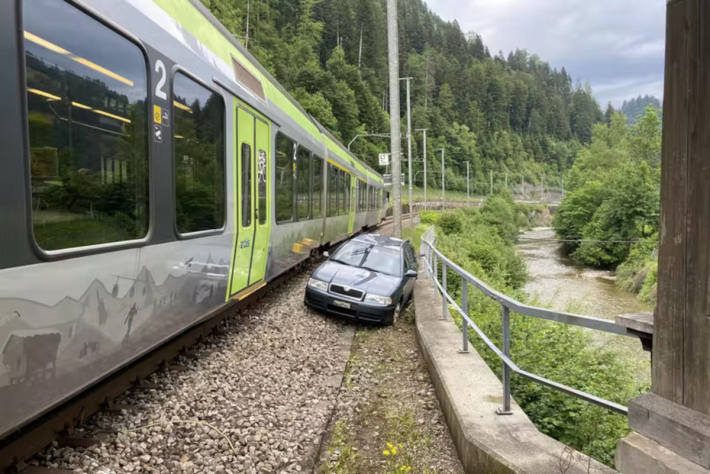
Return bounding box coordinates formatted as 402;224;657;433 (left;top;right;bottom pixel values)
419;210;440;225
437;212;462;235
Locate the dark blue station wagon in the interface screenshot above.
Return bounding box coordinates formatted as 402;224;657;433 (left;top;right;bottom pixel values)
304;234;418;325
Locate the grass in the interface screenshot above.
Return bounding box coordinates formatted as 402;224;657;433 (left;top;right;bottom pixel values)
402;187;484;204
321;420;359;474
402;223;430;252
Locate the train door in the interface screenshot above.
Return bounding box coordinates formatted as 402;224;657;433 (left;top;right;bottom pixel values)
348;174;356;234
228;103;271;298
249;118;270;285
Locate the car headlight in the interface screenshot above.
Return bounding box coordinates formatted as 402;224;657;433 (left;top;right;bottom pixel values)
364;293;392;305
308;278;328;291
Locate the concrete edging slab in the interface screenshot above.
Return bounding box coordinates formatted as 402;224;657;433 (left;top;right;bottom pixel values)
413;263;615;474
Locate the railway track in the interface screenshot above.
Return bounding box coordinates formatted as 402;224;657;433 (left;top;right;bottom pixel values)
1;221;397;473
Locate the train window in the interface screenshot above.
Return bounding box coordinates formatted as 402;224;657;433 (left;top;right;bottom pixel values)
338;170;345;215
23;0;148;251
275;132;295;223
357;180;367;212
344;173;351;214
327;164;337;217
241;143;252;227
312;155;322;218
296;146;311;220
257;149;267;225
173;73;225;234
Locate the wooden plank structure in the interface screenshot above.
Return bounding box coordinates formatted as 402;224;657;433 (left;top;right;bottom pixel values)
655;0;710;414
616;1;710;472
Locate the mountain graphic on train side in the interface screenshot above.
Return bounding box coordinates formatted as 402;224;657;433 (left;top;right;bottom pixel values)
0;254;229;386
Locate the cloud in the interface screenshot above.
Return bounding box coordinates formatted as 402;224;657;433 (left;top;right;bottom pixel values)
424;0;666;107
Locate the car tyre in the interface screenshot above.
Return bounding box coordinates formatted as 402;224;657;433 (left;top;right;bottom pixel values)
386;302;401;326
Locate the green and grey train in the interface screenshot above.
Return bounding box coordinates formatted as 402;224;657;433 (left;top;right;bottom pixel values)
0;0;386;441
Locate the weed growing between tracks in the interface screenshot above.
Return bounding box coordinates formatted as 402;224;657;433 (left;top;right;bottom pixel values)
317;305;462;474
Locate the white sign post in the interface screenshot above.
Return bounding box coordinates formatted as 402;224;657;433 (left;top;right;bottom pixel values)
378;153;390;166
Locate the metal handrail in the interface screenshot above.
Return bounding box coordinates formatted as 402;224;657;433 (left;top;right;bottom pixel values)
419;226;631;415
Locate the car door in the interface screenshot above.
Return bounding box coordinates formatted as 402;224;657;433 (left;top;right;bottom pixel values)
403;243;417;299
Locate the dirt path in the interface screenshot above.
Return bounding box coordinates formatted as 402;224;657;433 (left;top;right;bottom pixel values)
316;305;463;474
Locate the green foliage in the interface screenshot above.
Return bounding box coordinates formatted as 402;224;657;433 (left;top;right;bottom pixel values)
430;197;642;466
437;212;461;235
480;193;518;244
418;210;439;225
616;234;659;304
556;107;661;273
571;161;659;267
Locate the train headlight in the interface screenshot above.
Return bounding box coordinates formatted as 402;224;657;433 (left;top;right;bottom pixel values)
364;293;392;306
308;278;328;292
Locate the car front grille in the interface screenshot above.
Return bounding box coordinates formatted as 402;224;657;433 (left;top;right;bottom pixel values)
329;284;364;300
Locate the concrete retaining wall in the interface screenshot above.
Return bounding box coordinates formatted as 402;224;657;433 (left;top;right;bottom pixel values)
413;265;615;473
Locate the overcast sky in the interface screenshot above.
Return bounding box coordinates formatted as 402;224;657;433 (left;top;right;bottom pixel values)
425;0;666;108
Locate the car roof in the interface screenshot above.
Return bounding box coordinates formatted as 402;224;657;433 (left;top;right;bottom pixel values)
351;233;407;251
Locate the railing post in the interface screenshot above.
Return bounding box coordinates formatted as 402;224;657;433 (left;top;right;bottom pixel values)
441;261;447;320
497;304;513;415
459;281;469;353
433;252;438;284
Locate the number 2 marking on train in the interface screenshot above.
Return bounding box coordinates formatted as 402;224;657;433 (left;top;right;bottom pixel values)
154;59;167;100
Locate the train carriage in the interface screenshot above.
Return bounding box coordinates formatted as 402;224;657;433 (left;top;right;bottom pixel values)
0;0;385;444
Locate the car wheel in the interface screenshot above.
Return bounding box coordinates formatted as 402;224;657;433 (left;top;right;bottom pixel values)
390;302;401;326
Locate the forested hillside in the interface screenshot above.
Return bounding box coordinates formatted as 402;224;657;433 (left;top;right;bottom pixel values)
202;0;603;192
620;95;662;124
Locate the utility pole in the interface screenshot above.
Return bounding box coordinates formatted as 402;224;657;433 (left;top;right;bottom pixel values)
386;0;402;237
505;171;508;190
400;77;413;224
466;161;470;204
489;170;493;195
424;55;429;109
416;128;427;210
245;0;251;49
440;148;446;210
358;27;363;69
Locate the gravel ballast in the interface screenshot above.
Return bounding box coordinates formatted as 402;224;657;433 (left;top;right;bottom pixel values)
31;271;355;474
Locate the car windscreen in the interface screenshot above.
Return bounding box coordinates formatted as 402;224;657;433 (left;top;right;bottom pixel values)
360;246;401;276
331;241;401;276
331;241;370;266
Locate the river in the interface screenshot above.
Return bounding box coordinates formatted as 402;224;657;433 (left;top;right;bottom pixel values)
517;227;651;386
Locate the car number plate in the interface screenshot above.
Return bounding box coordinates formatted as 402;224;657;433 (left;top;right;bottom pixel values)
332;300;351;309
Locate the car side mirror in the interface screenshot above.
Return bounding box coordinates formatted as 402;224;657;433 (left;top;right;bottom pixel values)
405;269;418;279
323;251;330;258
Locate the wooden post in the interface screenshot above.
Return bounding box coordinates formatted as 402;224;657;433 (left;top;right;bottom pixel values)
654;0;710;416
617;2;710;472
